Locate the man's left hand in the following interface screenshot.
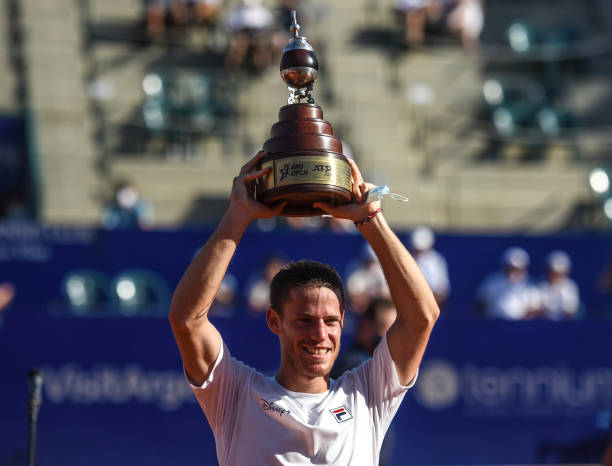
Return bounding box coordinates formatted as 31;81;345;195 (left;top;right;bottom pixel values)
312;158;381;222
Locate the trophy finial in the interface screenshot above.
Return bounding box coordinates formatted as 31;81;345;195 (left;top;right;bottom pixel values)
280;10;318;104
290;10;300;38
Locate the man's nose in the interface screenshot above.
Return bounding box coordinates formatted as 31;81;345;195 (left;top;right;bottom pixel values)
312;319;327;340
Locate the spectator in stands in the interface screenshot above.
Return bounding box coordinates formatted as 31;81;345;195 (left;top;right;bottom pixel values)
476;247;540;320
327;217;357;234
145;0;222;40
0;190;31;223
284;216;325;231
394;0;452;48
597;251;612;294
345;243;390;315
331;297;397;377
0;282;15;311
245;253;287;314
537;250;581;320
144;0;166;39
192;0;224;27
102;181;155;230
0;282;16;329
210;272;238;317
445;0;483;50
410;226;450;307
144;0;187;39
224;0;283;71
394;0;431;48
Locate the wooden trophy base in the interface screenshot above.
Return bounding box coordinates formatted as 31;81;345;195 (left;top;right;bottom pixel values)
256;103;352;217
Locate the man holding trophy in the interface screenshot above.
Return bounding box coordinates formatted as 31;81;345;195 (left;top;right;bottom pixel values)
168;12;439;465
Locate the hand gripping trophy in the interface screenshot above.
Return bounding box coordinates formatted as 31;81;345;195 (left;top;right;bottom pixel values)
255;11;353;216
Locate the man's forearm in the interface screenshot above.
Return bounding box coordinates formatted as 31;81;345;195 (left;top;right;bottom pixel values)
357;214;439;327
169;206;250;327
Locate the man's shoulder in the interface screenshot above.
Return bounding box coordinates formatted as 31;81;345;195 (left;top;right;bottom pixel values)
208;341;266;387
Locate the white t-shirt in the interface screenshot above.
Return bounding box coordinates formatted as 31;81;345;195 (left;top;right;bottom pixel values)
189;336;415;465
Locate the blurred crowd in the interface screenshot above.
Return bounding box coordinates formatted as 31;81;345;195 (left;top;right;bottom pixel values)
476;246;581;321
206;225;586;323
393;0;484;50
142;0;305;72
0;177;594;324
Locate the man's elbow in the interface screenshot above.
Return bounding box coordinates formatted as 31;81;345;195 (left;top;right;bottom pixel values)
418;300;440;329
168;305;185;331
168;295;190;330
428;304;441;325
168;297;211;331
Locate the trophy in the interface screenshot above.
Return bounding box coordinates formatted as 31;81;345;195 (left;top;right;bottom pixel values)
256;11;353;216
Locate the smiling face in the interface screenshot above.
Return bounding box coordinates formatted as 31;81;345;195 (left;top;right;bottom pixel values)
267;286;344;393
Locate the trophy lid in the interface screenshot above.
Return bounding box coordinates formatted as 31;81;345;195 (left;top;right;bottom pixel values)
280;11;318;103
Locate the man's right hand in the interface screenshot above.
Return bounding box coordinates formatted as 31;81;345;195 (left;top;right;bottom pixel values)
229;151;285;223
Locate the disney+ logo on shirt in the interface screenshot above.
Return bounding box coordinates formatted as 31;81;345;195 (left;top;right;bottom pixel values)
261;398;291;417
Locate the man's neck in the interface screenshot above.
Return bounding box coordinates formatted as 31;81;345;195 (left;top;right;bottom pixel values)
275;369;330;394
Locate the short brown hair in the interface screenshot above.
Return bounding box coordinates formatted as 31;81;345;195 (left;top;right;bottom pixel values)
269;260;346;314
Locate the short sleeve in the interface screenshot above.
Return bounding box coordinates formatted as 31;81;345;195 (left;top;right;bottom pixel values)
355;335;417;437
372;334;418;393
187;340;253;433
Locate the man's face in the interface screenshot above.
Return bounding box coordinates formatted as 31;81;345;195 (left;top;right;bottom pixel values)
270;286;344;381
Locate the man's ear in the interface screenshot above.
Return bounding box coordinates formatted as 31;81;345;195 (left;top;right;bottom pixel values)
266;307;282;335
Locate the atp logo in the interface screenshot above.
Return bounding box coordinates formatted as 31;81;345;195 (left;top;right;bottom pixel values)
330;406;353;423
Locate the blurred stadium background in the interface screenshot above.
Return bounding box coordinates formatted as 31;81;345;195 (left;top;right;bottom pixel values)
1;0;612;464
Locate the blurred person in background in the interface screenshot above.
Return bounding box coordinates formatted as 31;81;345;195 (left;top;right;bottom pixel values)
224;0;284;71
410;226;450;307
331;297;397;377
445;0;483;50
284;216;325;231
0;190;32;223
597;251;612;293
537;250;581;321
476;247;540;320
102;181;155;230
394;0;431;48
144;0;187;39
0;282;16;329
345;243;390;315
210;272;238;318
326;217;357;234
144;0;223;39
191;0;224;27
245;253;287;315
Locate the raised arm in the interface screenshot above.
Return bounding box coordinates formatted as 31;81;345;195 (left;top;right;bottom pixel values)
169;152;285;386
313;160;439;385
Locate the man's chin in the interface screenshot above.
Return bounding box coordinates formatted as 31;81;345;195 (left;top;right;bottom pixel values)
300;361;334;379
290;351;339;379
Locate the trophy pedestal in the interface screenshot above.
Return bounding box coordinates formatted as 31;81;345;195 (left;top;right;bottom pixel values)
256;103;352;217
